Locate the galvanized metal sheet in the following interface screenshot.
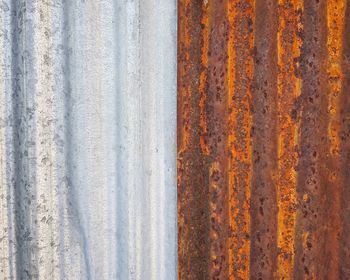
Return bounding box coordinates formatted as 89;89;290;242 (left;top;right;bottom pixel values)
177;0;350;279
0;1;177;279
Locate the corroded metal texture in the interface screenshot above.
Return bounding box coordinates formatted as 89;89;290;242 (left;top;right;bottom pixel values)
0;1;177;279
177;0;350;279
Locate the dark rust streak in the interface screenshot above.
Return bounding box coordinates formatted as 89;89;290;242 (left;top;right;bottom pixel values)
295;0;328;279
206;0;229;279
250;0;278;279
340;2;350;278
177;1;210;279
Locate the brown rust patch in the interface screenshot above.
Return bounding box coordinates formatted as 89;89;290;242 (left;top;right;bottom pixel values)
178;1;210;279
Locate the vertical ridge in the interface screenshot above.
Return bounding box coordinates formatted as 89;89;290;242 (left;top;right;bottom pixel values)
276;0;303;278
227;0;255;279
324;0;346;278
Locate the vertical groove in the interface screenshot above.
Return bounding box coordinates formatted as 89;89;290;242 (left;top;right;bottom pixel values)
178;1;210;278
295;0;328;278
250;0;278;279
339;1;350;277
0;1;14;278
206;0;229;278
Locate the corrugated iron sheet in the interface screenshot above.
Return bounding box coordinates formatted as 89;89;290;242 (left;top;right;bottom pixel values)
178;0;350;279
0;1;177;279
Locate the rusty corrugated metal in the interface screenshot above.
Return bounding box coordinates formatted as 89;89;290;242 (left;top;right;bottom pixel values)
177;0;350;279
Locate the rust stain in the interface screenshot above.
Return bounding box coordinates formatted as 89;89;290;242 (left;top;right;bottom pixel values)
178;0;192;156
178;0;350;279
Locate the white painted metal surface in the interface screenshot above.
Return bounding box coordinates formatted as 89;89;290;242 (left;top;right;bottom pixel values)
0;1;177;279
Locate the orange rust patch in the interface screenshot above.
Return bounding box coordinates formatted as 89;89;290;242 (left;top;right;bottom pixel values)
199;2;209;156
227;1;255;279
327;0;345;156
276;0;303;278
177;0;192;155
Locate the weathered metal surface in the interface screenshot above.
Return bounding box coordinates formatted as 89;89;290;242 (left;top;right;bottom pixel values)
0;0;177;279
177;0;350;279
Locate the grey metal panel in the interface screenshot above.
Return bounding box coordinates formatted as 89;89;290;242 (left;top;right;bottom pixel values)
0;1;177;279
